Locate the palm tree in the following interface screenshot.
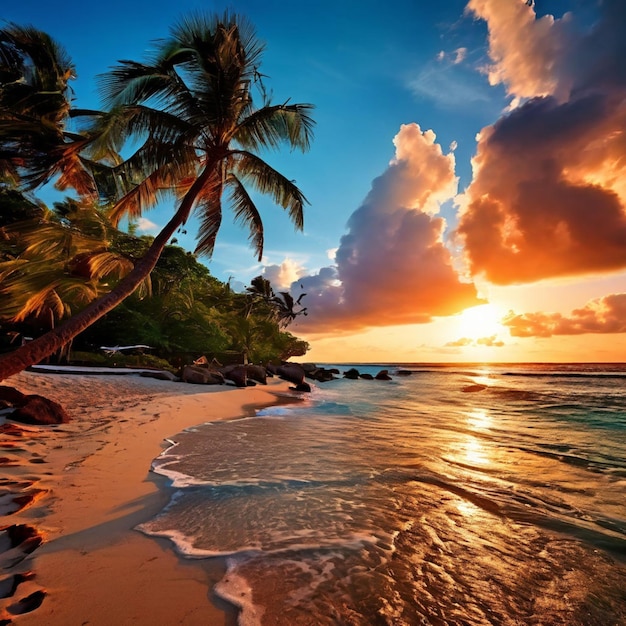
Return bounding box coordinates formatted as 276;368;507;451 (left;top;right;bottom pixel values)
0;12;314;381
246;275;307;327
0;23;104;195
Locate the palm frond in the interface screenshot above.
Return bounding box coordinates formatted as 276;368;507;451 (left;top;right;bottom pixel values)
193;174;223;257
225;174;264;260
231;150;306;230
235;103;315;152
83;251;134;281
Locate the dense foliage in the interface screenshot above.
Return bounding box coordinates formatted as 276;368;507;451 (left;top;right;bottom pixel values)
0;193;309;367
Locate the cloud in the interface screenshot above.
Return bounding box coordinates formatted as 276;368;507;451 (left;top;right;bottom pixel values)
456;0;626;285
136;217;159;234
445;335;504;347
453;47;468;65
445;337;473;347
503;293;626;337
408;51;492;108
261;258;307;291
476;335;505;347
292;124;482;334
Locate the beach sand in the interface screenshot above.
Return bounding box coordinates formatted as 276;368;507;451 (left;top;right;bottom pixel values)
0;370;295;625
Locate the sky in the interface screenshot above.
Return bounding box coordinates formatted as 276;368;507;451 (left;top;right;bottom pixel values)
5;0;626;363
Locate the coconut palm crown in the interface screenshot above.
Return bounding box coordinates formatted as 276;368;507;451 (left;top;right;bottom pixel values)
0;12;314;381
95;11;315;260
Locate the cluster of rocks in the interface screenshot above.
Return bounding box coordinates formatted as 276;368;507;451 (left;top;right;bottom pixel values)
177;359;312;392
0;386;71;425
176;360;399;392
341;368;392;381
0;362;403;427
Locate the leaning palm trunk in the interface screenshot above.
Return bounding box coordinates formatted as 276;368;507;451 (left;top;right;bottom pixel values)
0;171;207;381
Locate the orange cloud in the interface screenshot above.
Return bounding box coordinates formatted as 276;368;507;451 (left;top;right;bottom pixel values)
292;124;481;334
445;335;504;347
457;0;626;285
503;293;626;337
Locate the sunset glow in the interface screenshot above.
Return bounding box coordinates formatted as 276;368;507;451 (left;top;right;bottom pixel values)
6;0;625;364
455;304;507;342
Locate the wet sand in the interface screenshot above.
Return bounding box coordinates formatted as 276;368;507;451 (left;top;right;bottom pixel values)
0;369;294;625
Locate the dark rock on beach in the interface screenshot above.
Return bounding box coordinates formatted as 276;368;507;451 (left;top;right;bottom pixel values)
290;381;311;393
277;363;306;386
0;387;26;407
375;370;392;381
265;362;279;376
343;368;360;380
10;395;71;425
290;363;339;383
246;365;267;385
182;365;224;385
359;373;374;380
220;365;248;388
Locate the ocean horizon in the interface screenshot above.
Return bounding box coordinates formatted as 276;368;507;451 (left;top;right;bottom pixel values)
140;362;626;625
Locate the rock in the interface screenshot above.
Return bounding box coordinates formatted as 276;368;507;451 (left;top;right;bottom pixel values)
290;382;311;392
10;395;71;425
182;365;224;385
265;363;279;376
277;363;306;386
221;365;248;388
359;373;374;380
396;370;412;376
343;368;360;380
140;370;178;382
306;367;337;382
0;386;26;407
375;370;392;381
300;363;319;374
246;365;267;385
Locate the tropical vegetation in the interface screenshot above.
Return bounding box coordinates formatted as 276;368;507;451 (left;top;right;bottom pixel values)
0;194;309;368
0;13;314;379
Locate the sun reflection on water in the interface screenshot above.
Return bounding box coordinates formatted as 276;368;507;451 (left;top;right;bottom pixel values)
464;437;489;465
456;498;480;517
467;409;491;430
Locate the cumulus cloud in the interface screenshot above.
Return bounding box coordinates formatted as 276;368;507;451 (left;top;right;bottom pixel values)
261;258;307;291
292;124;481;334
503;293;626;337
456;0;626;285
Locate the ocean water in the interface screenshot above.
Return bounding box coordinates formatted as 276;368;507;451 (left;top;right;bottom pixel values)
139;364;626;625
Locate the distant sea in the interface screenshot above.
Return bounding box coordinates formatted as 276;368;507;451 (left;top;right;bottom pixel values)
139;363;626;625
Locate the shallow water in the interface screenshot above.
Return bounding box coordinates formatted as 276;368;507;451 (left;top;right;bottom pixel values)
139;364;626;625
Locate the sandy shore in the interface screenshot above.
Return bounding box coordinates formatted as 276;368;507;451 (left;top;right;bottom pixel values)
0;370;296;625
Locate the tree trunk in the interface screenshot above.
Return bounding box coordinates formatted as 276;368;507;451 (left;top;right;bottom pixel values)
0;168;212;382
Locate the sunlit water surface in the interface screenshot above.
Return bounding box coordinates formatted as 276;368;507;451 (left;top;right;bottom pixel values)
140;364;626;625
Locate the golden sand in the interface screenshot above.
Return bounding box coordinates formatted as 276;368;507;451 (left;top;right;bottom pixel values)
0;370;294;625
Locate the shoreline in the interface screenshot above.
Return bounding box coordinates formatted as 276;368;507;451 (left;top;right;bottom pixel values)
0;370;298;625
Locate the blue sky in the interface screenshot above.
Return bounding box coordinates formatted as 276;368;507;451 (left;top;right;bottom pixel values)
7;0;626;363
5;0;501;281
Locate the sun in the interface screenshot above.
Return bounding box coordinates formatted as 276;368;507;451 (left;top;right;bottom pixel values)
456;304;506;340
